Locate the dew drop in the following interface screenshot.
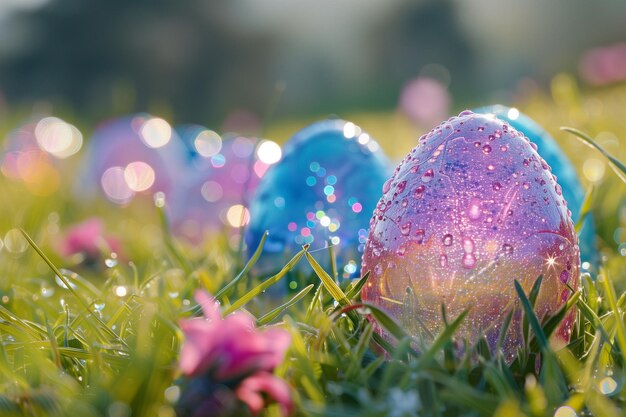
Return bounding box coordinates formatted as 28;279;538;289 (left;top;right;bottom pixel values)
41;284;54;298
502;244;513;254
554;405;578;417
105;258;118;268
492;182;502;191
374;264;383;275
598;377;617;395
396;246;407;256
477;126;485;132
400;222;411;236
462;237;474;253
442;234;453;246
414;229;425;243
468;199;481;220
421;169;434;182
396;180;407;194
382;178;393;194
560;270;569;284
439;254;447;267
463;253;476;269
414;185;426;199
482;145;492;154
487;164;496;171
401;199;408;208
523;182;530;189
555;184;562;196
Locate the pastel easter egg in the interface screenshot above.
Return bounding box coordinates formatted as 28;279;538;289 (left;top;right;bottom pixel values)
245;119;393;280
80;114;187;205
475;105;596;265
167;135;279;243
361;110;580;361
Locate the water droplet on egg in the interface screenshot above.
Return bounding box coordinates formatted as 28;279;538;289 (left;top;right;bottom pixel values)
414;185;425;199
468;199;482;220
462;237;474;253
463;253;476;269
382;178;393;194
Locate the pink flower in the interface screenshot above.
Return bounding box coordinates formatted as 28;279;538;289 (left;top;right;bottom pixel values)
579;42;626;86
179;291;293;415
59;218;121;258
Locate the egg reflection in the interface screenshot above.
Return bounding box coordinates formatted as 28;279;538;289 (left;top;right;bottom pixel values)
80;114;187;205
166;135;279;243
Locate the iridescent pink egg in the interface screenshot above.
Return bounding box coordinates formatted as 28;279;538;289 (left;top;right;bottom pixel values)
361;110;580;361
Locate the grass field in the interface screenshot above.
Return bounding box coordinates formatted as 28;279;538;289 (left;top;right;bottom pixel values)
0;75;625;416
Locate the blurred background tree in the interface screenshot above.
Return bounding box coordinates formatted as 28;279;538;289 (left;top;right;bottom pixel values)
0;0;625;125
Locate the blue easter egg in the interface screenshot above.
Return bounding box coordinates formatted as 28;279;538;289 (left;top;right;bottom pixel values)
245;119;393;280
474;105;597;264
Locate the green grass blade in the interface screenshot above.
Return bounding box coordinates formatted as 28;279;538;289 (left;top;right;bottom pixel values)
257;284;314;325
19;229;124;346
345;271;370;300
530;290;580;353
215;231;269;300
561;127;626;183
361;303;410;342
223;248;305;315
415;309;468;369
598;269;626;364
155;204;193;275
575;185;594;234
305;251;351;308
514;279;548;351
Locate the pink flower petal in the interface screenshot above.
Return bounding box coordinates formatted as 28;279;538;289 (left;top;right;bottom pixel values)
236;372;293;416
194;290;222;322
